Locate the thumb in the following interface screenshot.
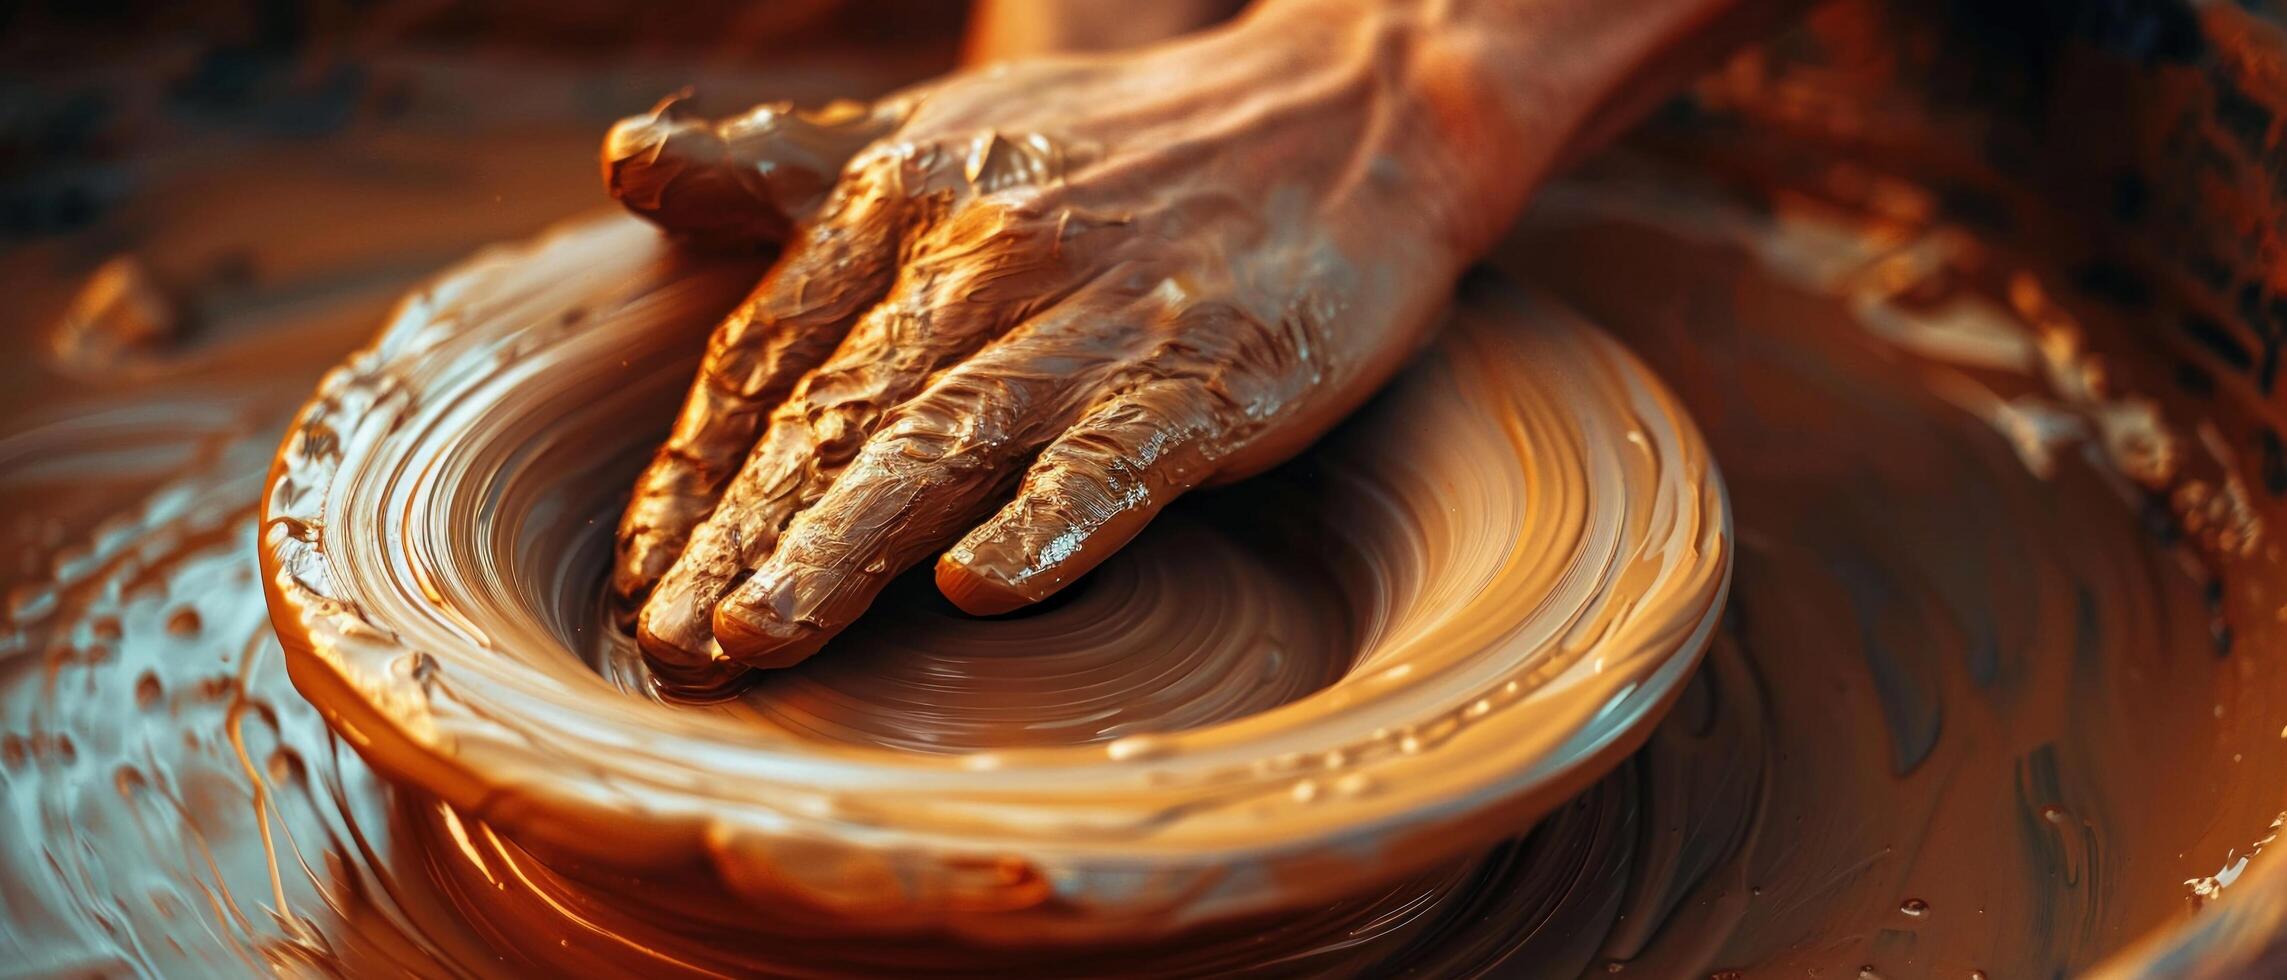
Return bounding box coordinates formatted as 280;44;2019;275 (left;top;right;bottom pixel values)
602;91;898;245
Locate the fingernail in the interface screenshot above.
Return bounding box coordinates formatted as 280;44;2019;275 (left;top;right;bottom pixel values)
603;112;710;206
602;105;791;246
713;582;831;669
935;546;1041;617
637;599;720;670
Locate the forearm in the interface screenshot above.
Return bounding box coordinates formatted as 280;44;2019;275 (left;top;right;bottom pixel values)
1234;0;1812;251
963;0;1246;63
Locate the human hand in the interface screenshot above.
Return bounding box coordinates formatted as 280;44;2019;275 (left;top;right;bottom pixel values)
605;2;1553;693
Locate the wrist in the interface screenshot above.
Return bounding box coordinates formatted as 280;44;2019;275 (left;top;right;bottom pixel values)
1217;0;1561;253
1230;0;1800;252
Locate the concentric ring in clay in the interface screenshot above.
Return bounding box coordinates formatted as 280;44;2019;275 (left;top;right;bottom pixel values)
260;212;1730;943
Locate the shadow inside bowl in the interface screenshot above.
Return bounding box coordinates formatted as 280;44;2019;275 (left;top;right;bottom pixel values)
261;210;1728;943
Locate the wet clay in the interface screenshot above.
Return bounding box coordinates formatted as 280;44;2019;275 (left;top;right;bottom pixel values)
10;133;2287;973
590;512;1361;754
259;209;1726;943
595;0;1664;686
12;28;2287;980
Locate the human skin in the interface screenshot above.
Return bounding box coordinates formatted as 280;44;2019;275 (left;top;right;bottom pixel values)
603;0;1800;691
962;0;1250;64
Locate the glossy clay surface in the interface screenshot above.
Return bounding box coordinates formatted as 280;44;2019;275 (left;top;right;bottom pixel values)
11;89;2287;973
260;212;1730;942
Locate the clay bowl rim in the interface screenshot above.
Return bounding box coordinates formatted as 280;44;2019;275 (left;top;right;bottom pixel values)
257;213;1732;943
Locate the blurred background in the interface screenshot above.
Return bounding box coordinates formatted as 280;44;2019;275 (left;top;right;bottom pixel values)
0;1;971;568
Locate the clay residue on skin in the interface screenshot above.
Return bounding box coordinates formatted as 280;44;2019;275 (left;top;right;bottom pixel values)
602;92;899;246
593;508;1359;753
602;5;1578;684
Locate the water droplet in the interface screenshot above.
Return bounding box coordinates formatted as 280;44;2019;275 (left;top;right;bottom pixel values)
1290;779;1320;803
1859;966;1882;980
2041;804;2071;824
1900;898;1928;917
267;748;305;785
166;608;202;636
90;616;123;642
135;671;163;709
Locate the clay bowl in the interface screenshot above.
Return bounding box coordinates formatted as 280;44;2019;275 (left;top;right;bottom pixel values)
259;212;1728;943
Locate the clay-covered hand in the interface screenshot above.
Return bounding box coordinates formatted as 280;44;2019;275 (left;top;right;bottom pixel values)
605;3;1547;691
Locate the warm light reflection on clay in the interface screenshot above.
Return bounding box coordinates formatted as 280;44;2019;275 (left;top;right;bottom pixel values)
261;210;1729;942
9;156;2287;978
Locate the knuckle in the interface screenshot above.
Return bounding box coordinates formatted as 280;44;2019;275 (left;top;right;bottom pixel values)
875;378;1014;472
1040;435;1141;499
841;142;907;188
700;346;771;398
1144;306;1307;415
977;183;1062;222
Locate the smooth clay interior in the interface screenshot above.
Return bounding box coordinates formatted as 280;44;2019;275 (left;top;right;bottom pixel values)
261;207;1728;942
553;278;1728;764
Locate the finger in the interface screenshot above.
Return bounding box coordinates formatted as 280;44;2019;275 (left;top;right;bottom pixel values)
935;376;1231;615
610;186;902;608
636;212;1084;668
603;91;900;245
939;298;1306;614
710;318;1141;668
